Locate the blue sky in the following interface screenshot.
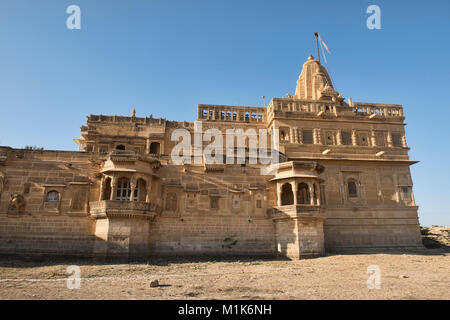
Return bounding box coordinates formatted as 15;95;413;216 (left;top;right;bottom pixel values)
0;0;449;226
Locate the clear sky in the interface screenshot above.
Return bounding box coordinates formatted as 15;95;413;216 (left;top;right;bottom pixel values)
0;0;449;226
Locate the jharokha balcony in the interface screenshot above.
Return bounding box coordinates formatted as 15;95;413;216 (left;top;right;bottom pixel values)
89;200;161;219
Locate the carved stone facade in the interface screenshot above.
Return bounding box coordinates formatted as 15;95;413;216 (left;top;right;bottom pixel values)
0;56;423;259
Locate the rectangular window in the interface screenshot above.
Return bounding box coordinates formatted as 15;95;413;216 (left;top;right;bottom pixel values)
210;198;218;209
375;132;385;147
256;199;262;208
400;187;411;203
302;130;313;144
391;133;402;147
341;131;352;145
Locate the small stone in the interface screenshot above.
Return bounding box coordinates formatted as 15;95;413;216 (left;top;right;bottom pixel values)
399;275;409;278
150;280;159;287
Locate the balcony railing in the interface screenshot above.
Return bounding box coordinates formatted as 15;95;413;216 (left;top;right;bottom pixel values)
90;200;161;219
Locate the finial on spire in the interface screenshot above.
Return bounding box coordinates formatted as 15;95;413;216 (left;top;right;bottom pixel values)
132;107;136;117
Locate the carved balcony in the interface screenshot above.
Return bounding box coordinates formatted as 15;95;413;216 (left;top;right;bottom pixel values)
272;204;325;221
89;200;161;220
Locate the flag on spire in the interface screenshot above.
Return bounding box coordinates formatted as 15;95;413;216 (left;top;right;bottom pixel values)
318;33;331;53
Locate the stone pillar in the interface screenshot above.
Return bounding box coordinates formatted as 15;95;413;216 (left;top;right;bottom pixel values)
308;182;314;205
110;177;117;201
370;130;377;147
298;129;303;145
146;138;151;154
99;177;105;201
387;132;393;147
402;135;407;148
336;130;342;146
290;127;294;143
351;130;357;146
130;177;137;201
293;127;299;143
291;181;298;206
315;182;321;206
277;183;282;207
313;128;322;145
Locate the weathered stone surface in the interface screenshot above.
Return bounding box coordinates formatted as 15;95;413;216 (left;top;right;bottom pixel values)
0;56;422;259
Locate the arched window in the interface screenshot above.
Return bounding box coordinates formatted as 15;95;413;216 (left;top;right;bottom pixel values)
149;142;160;155
281;183;294;206
280;130;289;141
297;183;310;204
347;180;358;198
115;178;131;201
116;145;126;150
46;190;60;203
165;192;178;212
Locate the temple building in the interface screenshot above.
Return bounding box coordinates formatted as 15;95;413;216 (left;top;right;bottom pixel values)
0;55;423;259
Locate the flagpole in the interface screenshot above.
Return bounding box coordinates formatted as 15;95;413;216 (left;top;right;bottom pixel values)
314;32;320;63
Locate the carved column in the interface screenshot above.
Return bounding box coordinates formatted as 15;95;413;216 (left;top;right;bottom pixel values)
293;127;299;143
99;176;105;201
402;135;407;148
308;182;314;205
291;181;298;206
313;128;322;145
110;177;117;201
298;129;303;145
130;177;137;201
351;130;357;146
315;182;321;205
277;183;282;207
370;130;377;147
387;132;393;148
290;127;295;143
336;130;342;146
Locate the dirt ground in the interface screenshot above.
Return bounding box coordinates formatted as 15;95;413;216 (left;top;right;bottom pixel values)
0;250;448;300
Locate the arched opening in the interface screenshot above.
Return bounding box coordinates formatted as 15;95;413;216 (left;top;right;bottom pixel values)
281;183;294;206
103;177;111;200
136;178;147;202
149;142;160;155
115;178;131;201
280;130;289;141
46;190;60;203
116;145;126;150
297;183;310;204
347;180;358;198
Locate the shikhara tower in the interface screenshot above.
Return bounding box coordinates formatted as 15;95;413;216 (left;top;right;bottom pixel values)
0;55;422;259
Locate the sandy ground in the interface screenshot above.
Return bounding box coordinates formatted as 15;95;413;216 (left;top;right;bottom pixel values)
0;251;448;300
